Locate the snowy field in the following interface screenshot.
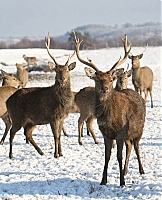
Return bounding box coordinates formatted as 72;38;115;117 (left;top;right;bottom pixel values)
0;46;161;200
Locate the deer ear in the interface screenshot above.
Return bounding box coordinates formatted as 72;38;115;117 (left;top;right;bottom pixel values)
68;62;76;71
116;68;124;77
1;69;7;78
127;69;132;77
138;54;143;59
48;61;55;70
112;68;124;80
128;55;132;59
84;67;96;79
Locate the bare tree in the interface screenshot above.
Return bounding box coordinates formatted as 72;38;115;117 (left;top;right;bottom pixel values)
73;32;146;186
128;44;154;108
6;33;76;159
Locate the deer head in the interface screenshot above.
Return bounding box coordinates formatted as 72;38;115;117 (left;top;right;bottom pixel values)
73;31;131;99
45;32;76;85
128;43;148;69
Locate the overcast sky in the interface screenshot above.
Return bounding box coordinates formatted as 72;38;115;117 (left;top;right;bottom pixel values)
0;0;161;38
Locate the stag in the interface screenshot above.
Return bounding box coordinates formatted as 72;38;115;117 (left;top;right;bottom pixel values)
0;70;22;145
16;63;29;87
73;31;146;186
6;33;76;159
128;44;154;108
73;67;130;146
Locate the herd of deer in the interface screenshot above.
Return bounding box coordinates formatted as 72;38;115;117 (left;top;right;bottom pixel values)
0;32;154;186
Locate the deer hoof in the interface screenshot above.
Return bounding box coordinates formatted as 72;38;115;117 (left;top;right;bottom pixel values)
9;153;13;159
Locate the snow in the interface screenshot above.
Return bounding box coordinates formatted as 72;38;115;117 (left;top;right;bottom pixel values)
0;47;162;200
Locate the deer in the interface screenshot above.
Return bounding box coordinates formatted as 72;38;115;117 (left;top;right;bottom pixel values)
6;33;76;159
23;54;37;65
72;65;131;146
73;31;146;186
73;87;99;145
16;63;29;87
115;65;132;91
128;44;154;108
1;69;22;87
0;70;22;145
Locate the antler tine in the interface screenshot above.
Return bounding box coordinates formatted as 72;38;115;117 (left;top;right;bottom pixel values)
120;34;131;53
45;32;60;66
140;43;148;55
110;35;132;72
126;63;129;71
73;30;99;72
65;51;76;65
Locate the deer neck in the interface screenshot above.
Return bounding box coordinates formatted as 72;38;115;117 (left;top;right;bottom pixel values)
54;79;73;107
132;67;140;79
95;88;114;118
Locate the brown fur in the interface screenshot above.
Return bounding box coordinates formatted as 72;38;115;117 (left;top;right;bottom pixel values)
0;70;22;145
6;62;76;159
73;68;131;146
23;54;37;65
85;68;146;186
74;87;98;145
128;54;154;108
73;32;145;186
115;69;132;91
16;63;29;87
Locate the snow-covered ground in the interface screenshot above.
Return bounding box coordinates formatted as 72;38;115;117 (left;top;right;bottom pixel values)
0;47;161;200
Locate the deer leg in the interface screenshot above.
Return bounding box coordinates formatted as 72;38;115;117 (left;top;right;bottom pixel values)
123;139;133;176
86;116;99;144
0;114;12;145
149;89;153;108
134;86;139;93
62;125;68;137
86;121;90;136
144;89;148;101
78;116;84;145
116;138;125;186
100;138;113;185
50;120;62;158
133;138;145;174
24;124;44;156
58;120;63;156
9;124;22;159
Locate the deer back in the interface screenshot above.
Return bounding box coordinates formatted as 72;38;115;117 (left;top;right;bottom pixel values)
6;62;76;125
74;87;95;117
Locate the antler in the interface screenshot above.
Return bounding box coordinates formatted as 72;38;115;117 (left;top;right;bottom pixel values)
45;32;60;66
140;43;148;55
109;34;132;72
73;30;99;72
65;51;76;65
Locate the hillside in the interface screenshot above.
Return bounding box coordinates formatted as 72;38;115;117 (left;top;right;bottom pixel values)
54;22;161;42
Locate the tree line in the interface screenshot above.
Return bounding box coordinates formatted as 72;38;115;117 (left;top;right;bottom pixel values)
0;31;161;50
